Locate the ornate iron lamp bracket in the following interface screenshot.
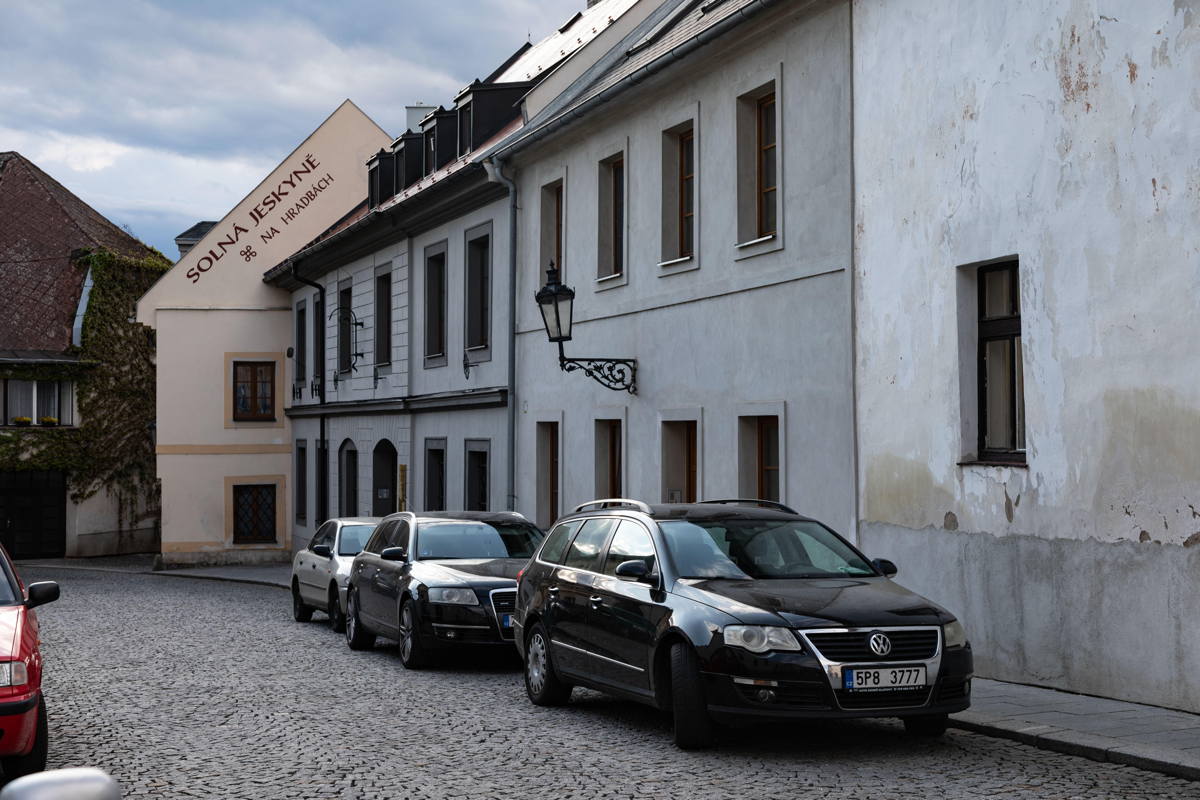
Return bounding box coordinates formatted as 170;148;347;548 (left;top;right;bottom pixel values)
557;342;637;394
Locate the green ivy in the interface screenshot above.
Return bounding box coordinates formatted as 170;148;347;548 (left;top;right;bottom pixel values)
0;248;170;530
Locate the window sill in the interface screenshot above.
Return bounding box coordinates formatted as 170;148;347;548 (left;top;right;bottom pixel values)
423;355;447;370
595;271;628;292
232;418;278;424
958;458;1028;469
734;232;782;262
658;255;699;278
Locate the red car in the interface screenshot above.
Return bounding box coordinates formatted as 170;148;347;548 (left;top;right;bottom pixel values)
0;554;58;779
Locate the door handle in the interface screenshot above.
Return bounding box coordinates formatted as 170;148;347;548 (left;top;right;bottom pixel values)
547;586;559;596
589;595;603;608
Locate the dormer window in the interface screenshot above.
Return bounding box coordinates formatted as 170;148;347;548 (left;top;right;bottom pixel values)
424;130;436;177
458;102;473;157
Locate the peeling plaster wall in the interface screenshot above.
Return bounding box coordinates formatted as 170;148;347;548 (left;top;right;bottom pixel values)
853;0;1200;709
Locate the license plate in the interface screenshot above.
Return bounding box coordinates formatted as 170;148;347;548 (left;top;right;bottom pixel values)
501;614;513;629
843;665;926;691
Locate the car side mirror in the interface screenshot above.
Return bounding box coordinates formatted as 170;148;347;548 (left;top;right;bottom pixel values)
380;547;407;562
872;558;898;578
614;560;657;585
25;581;59;609
311;544;332;558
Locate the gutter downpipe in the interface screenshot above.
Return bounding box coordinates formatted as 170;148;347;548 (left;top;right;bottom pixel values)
848;0;860;546
291;262;329;524
483;156;519;512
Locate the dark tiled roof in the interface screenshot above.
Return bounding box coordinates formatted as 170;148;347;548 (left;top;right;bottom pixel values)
175;220;217;243
0;151;155;353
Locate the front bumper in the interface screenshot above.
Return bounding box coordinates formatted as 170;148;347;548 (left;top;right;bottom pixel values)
701;633;973;723
419;590;519;650
0;692;40;756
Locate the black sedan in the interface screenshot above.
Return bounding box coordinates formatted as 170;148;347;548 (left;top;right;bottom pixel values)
344;511;544;668
515;499;972;749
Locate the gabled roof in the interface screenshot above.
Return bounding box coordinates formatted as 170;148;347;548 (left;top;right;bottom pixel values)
492;0;641;83
488;0;786;161
0;152;155;353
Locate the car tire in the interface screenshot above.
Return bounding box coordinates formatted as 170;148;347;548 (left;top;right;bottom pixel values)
2;697;47;778
670;642;715;750
397;601;431;670
524;622;571;706
344;590;374;651
903;713;949;737
328;586;346;633
292;581;313;623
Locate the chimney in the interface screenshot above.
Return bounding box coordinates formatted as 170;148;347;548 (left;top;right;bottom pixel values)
405;104;438;131
174;221;217;259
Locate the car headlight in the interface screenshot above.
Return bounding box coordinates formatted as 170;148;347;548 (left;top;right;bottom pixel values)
722;625;802;654
0;662;28;687
427;587;479;605
944;620;967;648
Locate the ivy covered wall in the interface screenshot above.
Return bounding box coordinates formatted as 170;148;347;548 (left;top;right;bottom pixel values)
0;248;171;530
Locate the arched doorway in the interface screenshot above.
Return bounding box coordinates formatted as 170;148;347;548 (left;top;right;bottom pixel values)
338;439;358;517
372;440;398;517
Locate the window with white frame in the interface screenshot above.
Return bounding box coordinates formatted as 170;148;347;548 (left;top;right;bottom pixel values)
3;379;74;426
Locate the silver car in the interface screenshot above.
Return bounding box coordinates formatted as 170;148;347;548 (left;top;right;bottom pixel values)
292;517;379;631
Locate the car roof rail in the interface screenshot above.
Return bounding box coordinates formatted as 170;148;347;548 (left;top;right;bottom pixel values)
572;498;653;514
699;498;799;515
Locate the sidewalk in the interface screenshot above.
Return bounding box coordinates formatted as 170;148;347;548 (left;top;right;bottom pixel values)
953;680;1200;780
13;556;1200;781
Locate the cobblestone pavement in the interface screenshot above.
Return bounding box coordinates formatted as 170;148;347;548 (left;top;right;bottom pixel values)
25;567;1200;799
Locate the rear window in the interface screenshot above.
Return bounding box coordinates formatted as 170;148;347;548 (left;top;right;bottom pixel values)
415;521;544;560
538;521;582;564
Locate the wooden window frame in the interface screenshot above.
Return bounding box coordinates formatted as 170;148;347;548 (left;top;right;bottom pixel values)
375;272;392;366
294;301;307;386
977;261;1025;463
465;227;491;353
232;361;276;422
678;129;695;258
607;420;622;497
554;183;564;273
232;484;277;544
295;441;308;524
755;416;779;501
611;156;624;277
337;283;352;374
424;244;448;366
756;92;777;238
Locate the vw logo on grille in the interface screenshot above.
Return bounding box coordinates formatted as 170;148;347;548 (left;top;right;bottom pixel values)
868;632;892;657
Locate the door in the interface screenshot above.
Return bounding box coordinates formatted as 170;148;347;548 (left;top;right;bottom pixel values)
587;519;667;694
0;471;66;559
372;441;398;517
354;521;392;629
548;518;616;676
373;520;411;638
298;522;335;603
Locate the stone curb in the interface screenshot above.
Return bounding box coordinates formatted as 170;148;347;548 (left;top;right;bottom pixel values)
950;713;1200;782
18;561;290;591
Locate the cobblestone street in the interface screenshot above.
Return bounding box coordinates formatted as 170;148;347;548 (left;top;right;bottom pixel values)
27;567;1200;799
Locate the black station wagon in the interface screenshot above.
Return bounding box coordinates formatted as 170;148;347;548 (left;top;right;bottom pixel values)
514;499;972;749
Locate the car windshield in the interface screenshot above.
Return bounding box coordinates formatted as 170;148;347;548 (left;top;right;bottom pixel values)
337;524;376;556
415;521;545;560
659;519;876;579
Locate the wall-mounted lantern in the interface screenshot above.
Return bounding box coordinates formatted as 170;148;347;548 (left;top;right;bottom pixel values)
534;264;637;394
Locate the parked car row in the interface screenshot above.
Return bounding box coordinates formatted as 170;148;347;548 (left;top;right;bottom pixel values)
291;498;973;749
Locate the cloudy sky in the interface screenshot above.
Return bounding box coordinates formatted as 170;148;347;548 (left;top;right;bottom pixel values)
0;0;584;259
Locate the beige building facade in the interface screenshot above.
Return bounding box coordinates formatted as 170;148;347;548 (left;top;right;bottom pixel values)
137;101;390;565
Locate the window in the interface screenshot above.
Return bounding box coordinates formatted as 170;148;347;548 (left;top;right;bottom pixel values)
757;92;777;237
232;361;275;422
539;520;582;564
295;440;308;523
424;244;447;366
540;180;565;278
424;438;446;511
375;271;392;366
337;282;352;374
563;518;616;572
678;129;695;257
458;102;473;156
603;520;656;576
978;261;1025;461
3;379;74;426
662;420;698;503
465;228;491;353
338;439;358;517
736;82;778;244
363;520;393;554
312;293;324;386
537;421;560;529
424;129;436;177
738;415;779;501
294;301;307;386
232;484;276;544
594;419;622;498
598;154;625;279
465;440;489;511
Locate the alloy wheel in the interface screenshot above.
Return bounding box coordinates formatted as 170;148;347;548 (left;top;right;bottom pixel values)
399;605;414;662
346;595;357;642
